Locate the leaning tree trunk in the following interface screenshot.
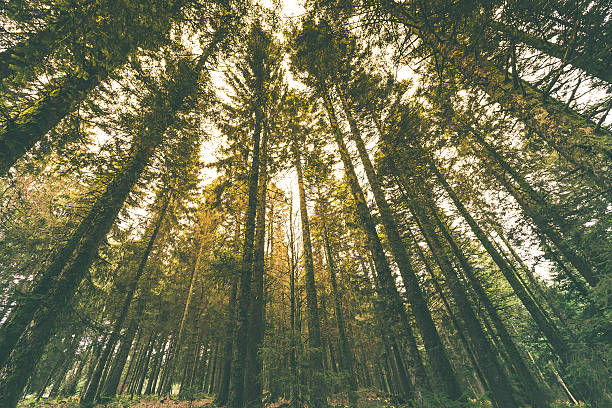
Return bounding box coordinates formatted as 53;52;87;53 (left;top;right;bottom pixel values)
424;152;570;356
465;125;600;286
390;160;519;408
80;194;169;406
320;87;423;399
337;84;463;400
0;38;222;406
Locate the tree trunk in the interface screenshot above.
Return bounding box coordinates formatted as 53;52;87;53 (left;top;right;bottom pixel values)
228;106;263;408
391;162;519;408
338;85;462;399
467;125;600;286
321;88;421;399
103;320;138;397
321;217;358;408
81;195;169;405
293;143;327;407
244;126;270;408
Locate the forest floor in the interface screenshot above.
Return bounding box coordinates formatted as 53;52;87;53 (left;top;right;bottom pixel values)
16;393;581;408
18;390;396;408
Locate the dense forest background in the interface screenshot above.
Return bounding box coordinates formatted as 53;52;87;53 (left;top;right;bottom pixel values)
0;0;610;407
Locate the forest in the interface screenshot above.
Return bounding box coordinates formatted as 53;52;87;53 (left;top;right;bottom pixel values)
0;0;610;407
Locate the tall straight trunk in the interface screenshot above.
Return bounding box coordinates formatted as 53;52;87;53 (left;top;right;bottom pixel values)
216;277;237;401
208;344;219;395
103;320;138;397
144;334;166;395
391;163;519;407
228;108;263;408
36;347;67;400
126;340;147;396
135;337;155;396
96;343;116;400
360;261;411;398
0;140;156;406
62;342;93;397
119;330;142;395
216;218;241;404
188;336;203;389
165;213;214;395
322;219;357;407
467;125;600;286
293;144;327;407
81;195;169;406
320;88;423;398
130;334;154;397
194;339;209;392
288;203;299;407
337;85;462;399
157;334;177;395
215;278;237;404
49;335;81;398
428;202;550;407
244;127;269;408
204;343;216;394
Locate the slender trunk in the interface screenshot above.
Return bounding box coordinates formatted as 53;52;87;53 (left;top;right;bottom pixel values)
119;330;142;395
293;143;327;407
244;127;269;408
467;125;600;286
62;342;92;397
101;320;138;397
49;333;82;398
321;219;358;407
36;353;65;400
288;202;299;407
81;195;169;405
208;344;219;395
405;224;489;395
215;279;237;405
422;152;561;405
430;202;550;407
